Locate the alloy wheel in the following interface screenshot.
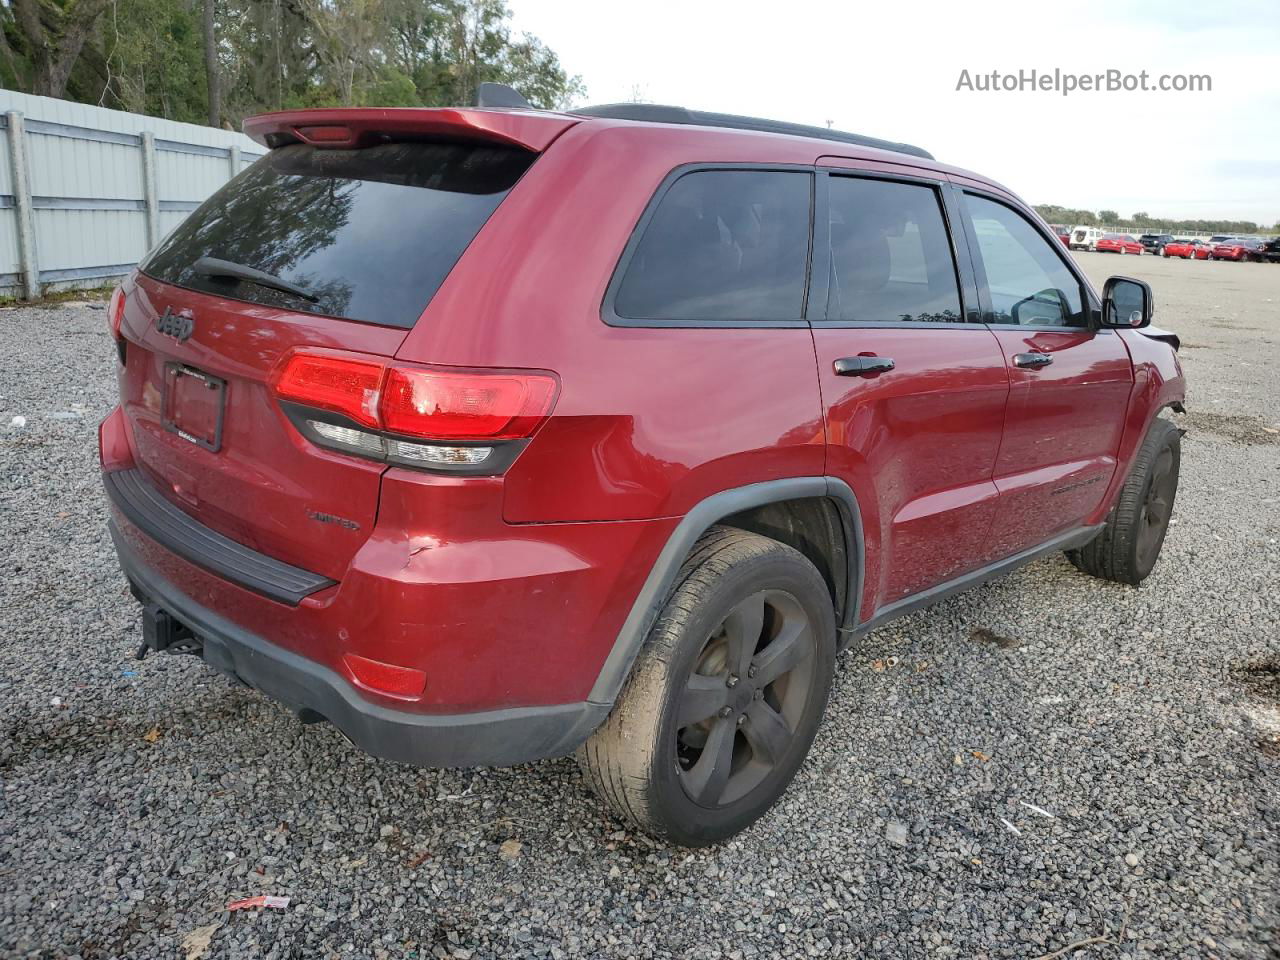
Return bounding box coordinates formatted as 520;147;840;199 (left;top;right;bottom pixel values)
673;590;817;808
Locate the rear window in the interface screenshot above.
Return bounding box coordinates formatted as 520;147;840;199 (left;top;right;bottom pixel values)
142;142;534;328
613;170;811;322
825;177;962;324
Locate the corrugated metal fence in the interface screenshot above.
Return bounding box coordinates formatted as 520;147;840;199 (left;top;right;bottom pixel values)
0;91;266;298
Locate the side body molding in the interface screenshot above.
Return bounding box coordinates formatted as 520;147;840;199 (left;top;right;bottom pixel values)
587;477;865;707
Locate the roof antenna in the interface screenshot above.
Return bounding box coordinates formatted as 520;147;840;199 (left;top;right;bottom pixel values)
475;83;531;109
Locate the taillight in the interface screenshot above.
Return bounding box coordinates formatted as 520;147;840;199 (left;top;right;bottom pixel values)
107;286;127;364
269;350;558;473
380;368;557;441
271;352;384;428
108;286;125;339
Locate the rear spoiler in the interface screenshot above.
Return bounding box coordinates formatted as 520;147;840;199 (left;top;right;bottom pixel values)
243;107;579;153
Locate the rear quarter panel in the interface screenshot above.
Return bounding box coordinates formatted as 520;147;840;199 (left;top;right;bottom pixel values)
395;123;831;522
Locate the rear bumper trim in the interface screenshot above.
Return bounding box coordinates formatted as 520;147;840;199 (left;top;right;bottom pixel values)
103;467;334;605
109;522;609;767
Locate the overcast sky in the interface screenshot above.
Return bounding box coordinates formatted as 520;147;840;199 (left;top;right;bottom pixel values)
508;0;1279;225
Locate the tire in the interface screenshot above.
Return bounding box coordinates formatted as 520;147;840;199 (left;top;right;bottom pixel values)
1067;417;1181;585
578;526;837;846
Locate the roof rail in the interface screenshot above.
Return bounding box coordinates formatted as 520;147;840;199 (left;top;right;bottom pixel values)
571;103;933;160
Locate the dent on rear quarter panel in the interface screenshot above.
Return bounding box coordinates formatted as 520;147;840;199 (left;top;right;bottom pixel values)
394;122;829;524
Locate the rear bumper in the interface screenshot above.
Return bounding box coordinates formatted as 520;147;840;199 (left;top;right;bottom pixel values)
111;521;609;766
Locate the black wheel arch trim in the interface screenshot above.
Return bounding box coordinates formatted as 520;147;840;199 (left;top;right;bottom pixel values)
587;476;864;706
587;478;1110;713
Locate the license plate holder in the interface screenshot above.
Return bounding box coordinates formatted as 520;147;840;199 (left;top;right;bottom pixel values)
162;363;226;452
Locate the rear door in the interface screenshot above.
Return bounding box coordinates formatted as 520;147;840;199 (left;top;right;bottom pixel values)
953;188;1132;560
811;163;1010;615
118;139;535;580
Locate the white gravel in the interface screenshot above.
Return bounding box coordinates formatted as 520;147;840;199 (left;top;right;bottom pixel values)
1;256;1277;958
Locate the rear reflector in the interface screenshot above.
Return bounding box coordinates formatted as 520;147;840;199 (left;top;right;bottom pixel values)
342;653;427;699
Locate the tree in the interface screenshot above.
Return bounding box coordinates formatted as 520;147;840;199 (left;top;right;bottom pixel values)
6;0;112;97
1098;209;1119;224
203;0;220;126
2;0;585;126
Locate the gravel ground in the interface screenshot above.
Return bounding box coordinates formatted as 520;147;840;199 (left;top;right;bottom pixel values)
1;255;1277;959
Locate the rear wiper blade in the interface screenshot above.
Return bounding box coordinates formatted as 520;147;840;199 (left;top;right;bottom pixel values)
193;256;318;303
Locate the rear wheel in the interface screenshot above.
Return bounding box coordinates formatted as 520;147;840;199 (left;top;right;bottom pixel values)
578;527;836;846
1067;417;1181;585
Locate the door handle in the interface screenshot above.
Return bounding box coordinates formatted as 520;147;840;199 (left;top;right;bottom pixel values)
1013;352;1053;369
834;356;895;376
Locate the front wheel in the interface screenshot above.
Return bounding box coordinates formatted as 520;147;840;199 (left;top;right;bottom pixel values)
1067;417;1181;585
579;527;836;846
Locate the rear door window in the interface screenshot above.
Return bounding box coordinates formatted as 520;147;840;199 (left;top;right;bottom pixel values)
613;169;811;322
824;176;963;323
142;142;534;328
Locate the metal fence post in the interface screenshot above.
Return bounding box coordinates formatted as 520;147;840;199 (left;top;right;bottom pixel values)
140;131;159;248
228;145;241;181
5;111;40;300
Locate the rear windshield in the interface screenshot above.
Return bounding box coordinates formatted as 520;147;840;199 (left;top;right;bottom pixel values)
142;141;534;328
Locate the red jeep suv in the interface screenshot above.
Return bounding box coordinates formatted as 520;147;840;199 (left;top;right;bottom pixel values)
100;87;1185;845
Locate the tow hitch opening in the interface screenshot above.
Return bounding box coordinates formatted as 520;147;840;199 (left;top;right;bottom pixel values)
136;604;203;660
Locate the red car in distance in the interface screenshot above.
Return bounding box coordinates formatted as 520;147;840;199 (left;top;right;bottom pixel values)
1163;239;1210;260
1211;239;1263;261
1096;234;1144;255
1050;224;1071;247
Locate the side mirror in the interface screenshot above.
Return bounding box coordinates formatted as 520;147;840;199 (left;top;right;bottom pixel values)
1102;276;1153;328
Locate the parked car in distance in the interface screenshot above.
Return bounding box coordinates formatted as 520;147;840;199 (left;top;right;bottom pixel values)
1096;233;1145;255
1139;233;1175;256
1069;225;1105;251
1050;224;1071;247
1163;239;1209;260
98;87;1187;845
1212;238;1264;261
1263;236;1280;263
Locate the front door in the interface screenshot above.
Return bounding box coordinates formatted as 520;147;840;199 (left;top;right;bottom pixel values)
811;168;1010;619
956;190;1133;560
